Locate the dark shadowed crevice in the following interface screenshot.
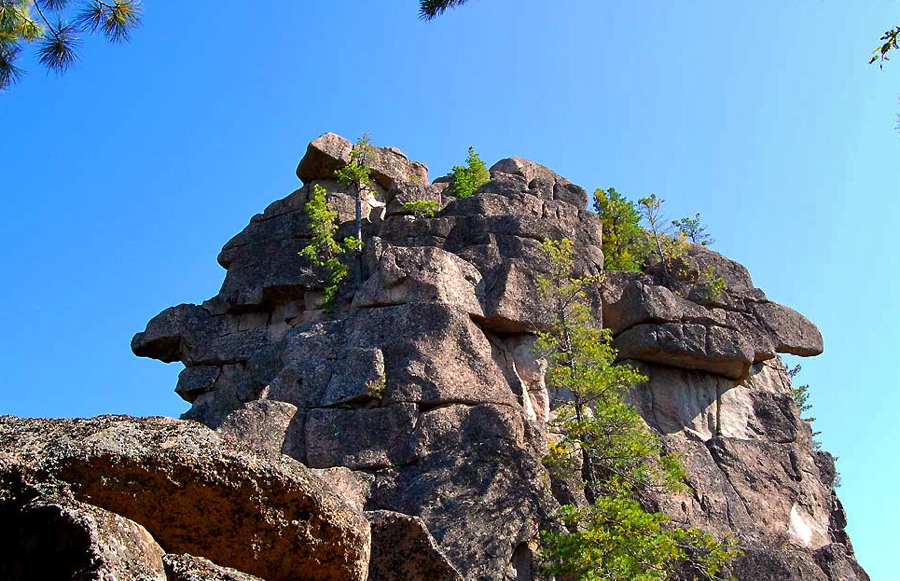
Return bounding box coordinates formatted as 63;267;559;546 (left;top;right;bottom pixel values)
0;504;94;581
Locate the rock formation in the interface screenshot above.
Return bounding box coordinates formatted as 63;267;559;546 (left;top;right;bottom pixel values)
0;133;868;580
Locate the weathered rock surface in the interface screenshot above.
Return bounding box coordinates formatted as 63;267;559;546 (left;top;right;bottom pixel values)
602;261;823;381
0;415;371;581
121;133;867;581
0;463;167;581
366;510;463;581
163;554;266;581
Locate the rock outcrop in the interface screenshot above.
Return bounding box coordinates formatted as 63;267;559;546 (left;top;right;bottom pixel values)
0;133;865;580
0;415;371;581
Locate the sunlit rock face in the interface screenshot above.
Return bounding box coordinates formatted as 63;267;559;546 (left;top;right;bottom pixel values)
127;133;866;581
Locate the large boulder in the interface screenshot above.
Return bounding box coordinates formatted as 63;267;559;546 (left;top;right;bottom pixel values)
352;246;484;314
601;246;824;379
489;157;589;207
0;416;371;581
0;463;167;581
614;322;756;379
297;132;429;189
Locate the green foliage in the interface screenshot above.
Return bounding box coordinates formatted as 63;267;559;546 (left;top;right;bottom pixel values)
401;199;439;218
535;238;680;498
593;187;645;271
787;364;824;443
365;374;386;399
699;265;727;301
787;365;815;422
673;213;714;246
536;238;738;580
791;382;815;423
595;190;725;300
0;0;141;90
638;194;685;283
786;364;834;464
447;146;490;199
334;133;376;287
542;496;740;581
300;133;372;311
298;185;351;311
335;133;375;191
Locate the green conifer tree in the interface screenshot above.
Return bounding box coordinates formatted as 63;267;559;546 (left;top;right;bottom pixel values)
593;187;644;271
334;133;373;287
298;185;351;311
536;238;739;580
447;146;490;199
673;213;714;246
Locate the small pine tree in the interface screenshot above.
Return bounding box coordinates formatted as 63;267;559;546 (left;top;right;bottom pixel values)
787;364;824;450
535;238;682;501
334;133;375;287
593;187;645;271
637;194;685;284
298;185;352;311
673;213;715;246
447;146;490;198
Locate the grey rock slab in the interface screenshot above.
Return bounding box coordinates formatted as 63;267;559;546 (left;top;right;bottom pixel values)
729;548;833;581
602;277;727;335
366;510;463;581
216;399;303;458
370;439;554;581
613;322;755;379
296;132;429;189
813;544;871;581
489;157;588;208
132;304;220;364
751;301;824;357
295;132;353;184
311;467;374;514
175;365;221;403
410;403;525;459
352;246;484;315
305;403;418;470
682;244;761;297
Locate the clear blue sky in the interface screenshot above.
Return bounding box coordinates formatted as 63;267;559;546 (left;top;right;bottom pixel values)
1;1;896;577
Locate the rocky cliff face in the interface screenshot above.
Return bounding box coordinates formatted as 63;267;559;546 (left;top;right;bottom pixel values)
1;134;868;580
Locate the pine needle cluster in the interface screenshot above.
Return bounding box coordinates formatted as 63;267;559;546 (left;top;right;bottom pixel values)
418;0;473;21
0;0;140;89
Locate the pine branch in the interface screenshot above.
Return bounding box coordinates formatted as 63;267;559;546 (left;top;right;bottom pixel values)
419;0;473;21
31;0;80;73
0;40;24;88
